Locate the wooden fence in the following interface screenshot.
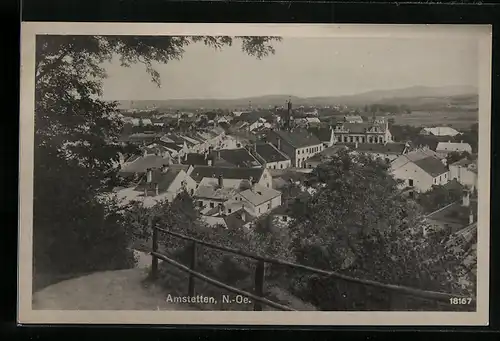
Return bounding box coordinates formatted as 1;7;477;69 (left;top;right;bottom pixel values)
149;224;475;311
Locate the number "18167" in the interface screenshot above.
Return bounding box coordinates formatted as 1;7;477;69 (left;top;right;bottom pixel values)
449;298;473;305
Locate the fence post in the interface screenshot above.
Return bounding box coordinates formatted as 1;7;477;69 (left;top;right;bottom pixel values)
150;217;158;280
254;260;265;311
188;241;197;296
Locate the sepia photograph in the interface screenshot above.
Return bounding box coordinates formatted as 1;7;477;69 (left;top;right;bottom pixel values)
18;23;491;325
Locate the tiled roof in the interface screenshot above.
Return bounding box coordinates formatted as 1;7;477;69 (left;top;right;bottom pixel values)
268;129;322;149
421;127;460;136
239;184;281;206
182;153;209;166
190;166;264;183
119;155;171;174
451;157;477;168
194;184;239;201
336;122;385;134
255;143;290;163
223;208;256;229
211;149;261;168
355;142;407;154
436;142;472;152
307;127;332;142
134;168;182;194
161;142;183;152
413;156;448;177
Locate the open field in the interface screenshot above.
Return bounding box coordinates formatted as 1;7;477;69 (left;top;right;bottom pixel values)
392;110;478;130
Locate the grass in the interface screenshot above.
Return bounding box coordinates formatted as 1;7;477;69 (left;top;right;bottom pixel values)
392;111;478;130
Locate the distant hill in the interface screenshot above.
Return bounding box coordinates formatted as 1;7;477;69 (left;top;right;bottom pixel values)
116;85;478;111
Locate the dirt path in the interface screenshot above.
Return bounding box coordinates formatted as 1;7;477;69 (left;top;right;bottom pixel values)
32;268;192;311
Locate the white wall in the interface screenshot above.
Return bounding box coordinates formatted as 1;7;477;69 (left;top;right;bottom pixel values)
391;161;435;193
266;159;292;170
295;144;324;168
449;165;477;189
258;169;273;188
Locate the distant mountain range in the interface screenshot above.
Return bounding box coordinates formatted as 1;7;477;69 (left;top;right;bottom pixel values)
116;85;478;110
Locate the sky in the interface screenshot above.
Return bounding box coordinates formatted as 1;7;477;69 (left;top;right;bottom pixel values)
101;36;478;100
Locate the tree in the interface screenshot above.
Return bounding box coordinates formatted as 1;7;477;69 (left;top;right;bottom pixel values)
33;35;281;288
416;184;464;214
285;150;474;310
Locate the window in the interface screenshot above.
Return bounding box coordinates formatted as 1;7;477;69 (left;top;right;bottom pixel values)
258;208;261;214
409;179;414;187
282;216;288;222
280;164;283;169
439;175;442;182
267;202;271;209
409;191;414;199
434;178;437;184
190;189;194;195
210;202;214;208
198;201;203;207
228;209;232;214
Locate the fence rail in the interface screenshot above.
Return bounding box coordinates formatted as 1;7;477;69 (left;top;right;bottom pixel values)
150;224;475;311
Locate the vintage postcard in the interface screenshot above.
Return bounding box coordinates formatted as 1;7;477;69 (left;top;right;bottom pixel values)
18;23;491;326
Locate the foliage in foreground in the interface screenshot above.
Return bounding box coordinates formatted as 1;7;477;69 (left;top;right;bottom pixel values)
32;35;281;290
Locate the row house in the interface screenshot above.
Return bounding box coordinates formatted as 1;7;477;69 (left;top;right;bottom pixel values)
333;120;392;144
267;129;324;168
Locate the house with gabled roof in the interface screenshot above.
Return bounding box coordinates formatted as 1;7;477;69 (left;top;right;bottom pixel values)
390;150;449;193
351;142;409;162
252;142;291;170
436;141;472;154
267;129;324;168
189;165;272;189
209;148;262;168
115;166;197;208
308;126;336;147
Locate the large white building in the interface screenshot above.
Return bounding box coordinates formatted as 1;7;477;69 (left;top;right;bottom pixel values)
436;142;472;154
390;150;449;193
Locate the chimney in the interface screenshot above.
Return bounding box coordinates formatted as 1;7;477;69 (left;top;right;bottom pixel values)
155;183;159;196
218;174;223;188
240;205;246;222
143;149;147;157
469;209;474;225
355;141;359;149
146;168;153;183
207;159;213;166
217;150;221;160
161;164;168;173
277;138;281;150
462;189;470;207
184;153;188;162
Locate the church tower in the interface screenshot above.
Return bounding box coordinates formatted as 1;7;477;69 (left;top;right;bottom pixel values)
285;98;293;130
